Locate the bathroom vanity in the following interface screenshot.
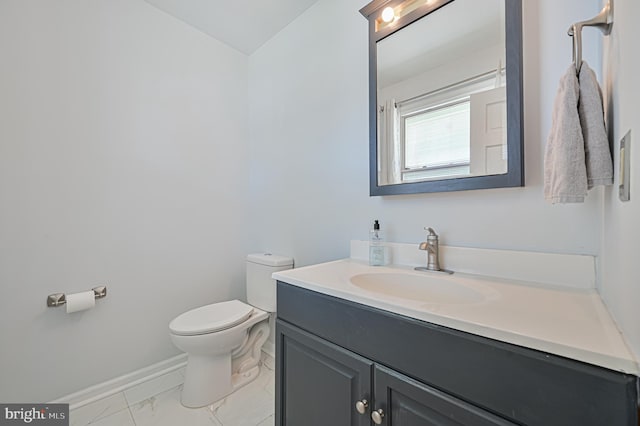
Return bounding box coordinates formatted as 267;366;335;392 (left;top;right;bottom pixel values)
274;258;638;426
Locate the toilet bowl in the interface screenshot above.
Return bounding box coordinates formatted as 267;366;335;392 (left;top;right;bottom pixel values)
169;253;293;408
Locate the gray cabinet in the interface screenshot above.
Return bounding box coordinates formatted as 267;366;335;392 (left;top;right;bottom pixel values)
277;321;372;426
276;282;638;426
374;365;514;425
277;319;515;425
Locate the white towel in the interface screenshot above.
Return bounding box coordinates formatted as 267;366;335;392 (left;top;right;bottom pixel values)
578;61;613;188
544;64;588;203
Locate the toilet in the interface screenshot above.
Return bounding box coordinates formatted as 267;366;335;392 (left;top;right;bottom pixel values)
169;253;293;408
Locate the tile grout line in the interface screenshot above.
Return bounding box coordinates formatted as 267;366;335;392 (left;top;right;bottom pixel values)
126;405;137;426
256;413;273;426
77;354;275;426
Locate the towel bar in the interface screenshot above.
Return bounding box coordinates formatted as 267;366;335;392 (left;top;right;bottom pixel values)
568;0;613;74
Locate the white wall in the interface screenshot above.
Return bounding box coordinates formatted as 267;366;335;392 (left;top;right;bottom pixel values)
0;0;249;402
0;0;624;404
600;0;640;359
247;0;603;270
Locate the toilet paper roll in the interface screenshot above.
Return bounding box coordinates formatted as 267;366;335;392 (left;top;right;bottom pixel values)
66;291;95;313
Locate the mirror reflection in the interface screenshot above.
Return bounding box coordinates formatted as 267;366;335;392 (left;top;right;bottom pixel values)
376;0;507;186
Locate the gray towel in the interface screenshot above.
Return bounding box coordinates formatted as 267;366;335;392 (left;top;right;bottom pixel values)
578;61;613;188
544;65;588;203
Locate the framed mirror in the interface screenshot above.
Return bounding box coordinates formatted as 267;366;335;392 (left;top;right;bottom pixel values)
360;0;523;196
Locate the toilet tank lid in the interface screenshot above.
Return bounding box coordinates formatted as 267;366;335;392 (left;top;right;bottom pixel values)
247;253;293;267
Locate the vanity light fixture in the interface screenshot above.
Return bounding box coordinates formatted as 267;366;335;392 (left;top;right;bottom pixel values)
381;6;396;23
373;0;435;32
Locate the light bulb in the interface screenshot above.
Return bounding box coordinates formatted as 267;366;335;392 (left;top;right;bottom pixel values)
381;7;395;23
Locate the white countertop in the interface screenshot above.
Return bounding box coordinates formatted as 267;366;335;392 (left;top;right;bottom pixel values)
273;258;639;375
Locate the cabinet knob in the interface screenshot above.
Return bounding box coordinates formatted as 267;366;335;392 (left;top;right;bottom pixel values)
355;399;369;414
371;409;385;424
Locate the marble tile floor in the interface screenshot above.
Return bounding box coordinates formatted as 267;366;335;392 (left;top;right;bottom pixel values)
70;353;276;426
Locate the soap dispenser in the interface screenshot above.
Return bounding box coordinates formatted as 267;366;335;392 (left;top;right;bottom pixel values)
369;220;389;266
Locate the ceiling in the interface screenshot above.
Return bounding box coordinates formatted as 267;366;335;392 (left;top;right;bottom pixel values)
144;0;320;55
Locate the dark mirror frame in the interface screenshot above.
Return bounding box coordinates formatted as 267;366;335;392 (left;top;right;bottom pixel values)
360;0;524;196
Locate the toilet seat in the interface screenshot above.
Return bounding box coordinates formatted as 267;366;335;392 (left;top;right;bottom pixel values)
169;300;254;336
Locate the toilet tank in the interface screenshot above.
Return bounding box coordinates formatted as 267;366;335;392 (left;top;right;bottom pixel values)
246;253;293;312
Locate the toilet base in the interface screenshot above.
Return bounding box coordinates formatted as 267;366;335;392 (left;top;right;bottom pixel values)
179;319;270;408
231;364;261;393
180;356;263;408
181;353;232;408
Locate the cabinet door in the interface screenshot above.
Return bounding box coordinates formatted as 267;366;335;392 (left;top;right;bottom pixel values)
276;320;373;426
373;365;515;426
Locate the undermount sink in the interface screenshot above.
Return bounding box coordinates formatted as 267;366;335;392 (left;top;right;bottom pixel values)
349;272;487;305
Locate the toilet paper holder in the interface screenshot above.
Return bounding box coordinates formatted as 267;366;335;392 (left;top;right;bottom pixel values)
47;286;107;307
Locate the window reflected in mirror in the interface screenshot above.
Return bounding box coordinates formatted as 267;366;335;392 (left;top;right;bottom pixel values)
376;0;507;186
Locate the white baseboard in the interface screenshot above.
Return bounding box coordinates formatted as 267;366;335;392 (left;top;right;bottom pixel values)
51;347;277;411
51;353;188;411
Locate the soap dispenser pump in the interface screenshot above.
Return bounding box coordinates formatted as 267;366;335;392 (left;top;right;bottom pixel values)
369;220;389;266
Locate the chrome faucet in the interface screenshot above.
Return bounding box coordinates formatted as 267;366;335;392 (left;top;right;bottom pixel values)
415;227;453;274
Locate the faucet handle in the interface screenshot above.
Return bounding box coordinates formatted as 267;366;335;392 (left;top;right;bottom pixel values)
424;227;438;237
